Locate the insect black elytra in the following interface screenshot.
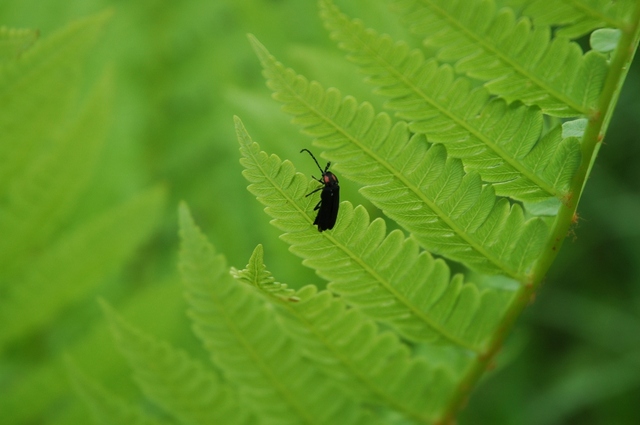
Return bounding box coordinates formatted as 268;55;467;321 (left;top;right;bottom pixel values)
300;149;340;232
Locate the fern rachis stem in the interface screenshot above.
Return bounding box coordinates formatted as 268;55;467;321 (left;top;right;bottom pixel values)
437;4;640;421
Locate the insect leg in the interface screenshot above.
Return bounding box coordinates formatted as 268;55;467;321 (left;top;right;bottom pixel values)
305;186;323;197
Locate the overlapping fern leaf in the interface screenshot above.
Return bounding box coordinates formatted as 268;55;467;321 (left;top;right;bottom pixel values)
101;301;255;425
231;244;459;423
250;37;548;280
319;0;581;204
179;203;374;425
237;117;511;350
508;0;637;39
390;0;609;117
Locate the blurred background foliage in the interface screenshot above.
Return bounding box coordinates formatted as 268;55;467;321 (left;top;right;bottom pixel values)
0;1;638;424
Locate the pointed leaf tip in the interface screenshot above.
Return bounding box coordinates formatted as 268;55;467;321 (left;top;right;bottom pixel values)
177;202;196;236
177;201;190;220
235;117;252;147
247;34;270;64
249;244;264;263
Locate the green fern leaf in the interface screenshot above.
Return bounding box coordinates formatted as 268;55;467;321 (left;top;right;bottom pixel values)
67;359;167;425
230;244;299;302
233;244;459;423
178;203;373;425
0;26;38;63
1;282;187;425
0;11;111;195
390;0;609;116
0;187;165;350
516;0;637;39
319;0;582;203
101;300;255;425
249;36;548;280
0;57;111;276
237;116;512;350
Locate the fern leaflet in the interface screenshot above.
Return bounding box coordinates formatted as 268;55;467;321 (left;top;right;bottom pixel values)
232;244;461;423
237;116;512;350
0;11;111;195
0;19;111;277
391;0;609;116
230;244;299;302
320;0;582;203
101;301;255;425
0;187;164;350
178;203;373;425
250;36;548;280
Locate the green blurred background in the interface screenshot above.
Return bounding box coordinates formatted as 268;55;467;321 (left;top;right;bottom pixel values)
0;1;638;424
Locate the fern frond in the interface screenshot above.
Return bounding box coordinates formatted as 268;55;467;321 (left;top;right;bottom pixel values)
230;244;299;302
237;116;512;351
233;244;459;423
517;0;636;39
101;300;254;425
0;11;111;194
0;68;111;276
249;36;548;280
0;26;38;62
67;359;167;425
319;0;582;203
178;203;373;425
390;0;609;116
0;187;165;350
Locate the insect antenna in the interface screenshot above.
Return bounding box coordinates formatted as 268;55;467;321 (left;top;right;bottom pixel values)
300;148;327;174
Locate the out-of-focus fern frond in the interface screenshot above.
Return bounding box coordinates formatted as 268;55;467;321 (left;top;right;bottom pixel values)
0;11;111;194
0;72;111;276
67;358;167;425
102;301;255;425
0;187;165;350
